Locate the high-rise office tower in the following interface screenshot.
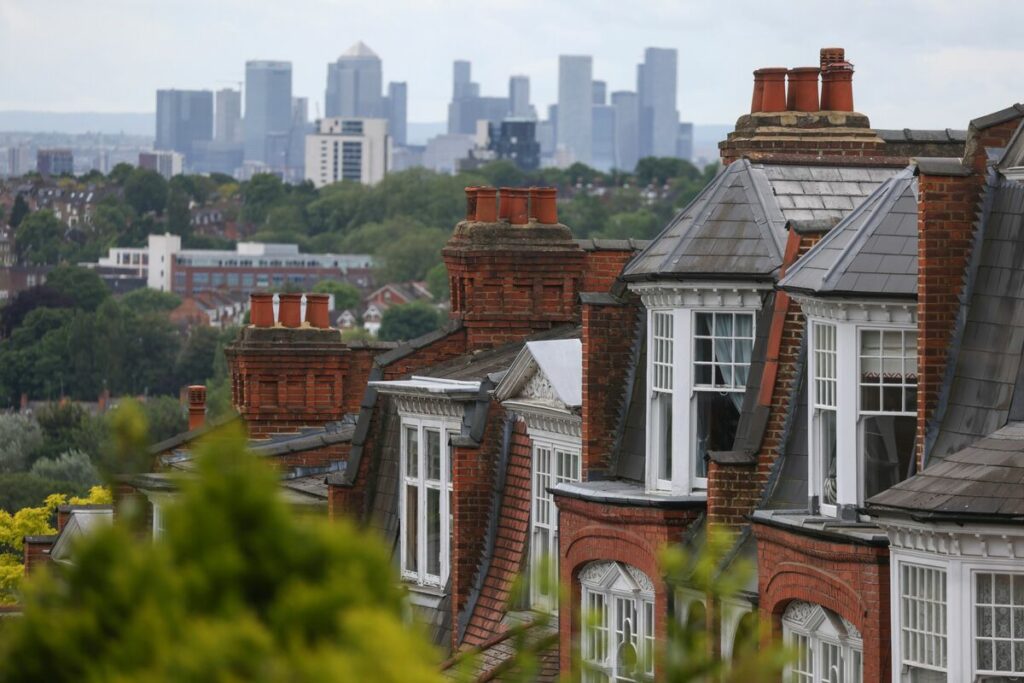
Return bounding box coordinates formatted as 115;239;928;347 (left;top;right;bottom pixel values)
509;75;532;118
592;80;607;106
592;104;616;172
214;88;243;144
325;42;383;118
557;55;593;165
155;89;213;165
387;82;407;146
36;148;74;177
447;60;507;135
244;60;292;164
611;91;639;172
637;47;680;158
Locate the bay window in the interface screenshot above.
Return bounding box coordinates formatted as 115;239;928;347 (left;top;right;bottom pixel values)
645;307;755;494
400;419;456;587
580;561;656;683
531;438;581;610
974;572;1024;677
898;562;947;681
806;310;917;515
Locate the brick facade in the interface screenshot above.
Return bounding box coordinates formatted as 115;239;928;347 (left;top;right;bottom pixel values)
754;522;890;683
556;494;702;677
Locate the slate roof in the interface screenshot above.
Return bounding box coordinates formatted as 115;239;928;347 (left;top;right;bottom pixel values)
928;178;1024;460
876;128;967;144
779;168;919;298
868;422;1024;520
621;159;899;282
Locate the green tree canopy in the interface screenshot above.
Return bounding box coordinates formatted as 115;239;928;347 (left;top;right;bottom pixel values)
374;227;448;283
378;301;442;342
0;416;443;683
107;163;134;185
119;288;181;315
15;210;65;265
241;173;286;226
123;168;169;216
9;195;30;228
425;263;449;301
312;280;362;312
46;266;110;312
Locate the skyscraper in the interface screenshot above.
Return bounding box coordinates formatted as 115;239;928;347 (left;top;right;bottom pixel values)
214;88;242;144
325;42;383;118
592;80;607;106
592;104;616;172
387;82;408;146
452;60;477;101
557;55;593;166
611;91;639;172
155;89;213;166
244;60;292;165
637;48;680;159
509;75;532;118
447;60;508;135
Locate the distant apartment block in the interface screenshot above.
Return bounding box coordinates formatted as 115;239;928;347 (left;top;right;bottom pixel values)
488;120;540;171
97;233;373;297
138;150;184;179
36;148;73;177
305;117;390;188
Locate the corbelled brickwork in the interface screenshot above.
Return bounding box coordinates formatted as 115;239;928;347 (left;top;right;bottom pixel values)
719;111;892;166
556;494;702;676
754;522;890;683
443;221;586;349
462;419;533;646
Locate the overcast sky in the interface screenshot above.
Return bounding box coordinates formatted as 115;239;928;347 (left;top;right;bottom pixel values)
2;0;1021;128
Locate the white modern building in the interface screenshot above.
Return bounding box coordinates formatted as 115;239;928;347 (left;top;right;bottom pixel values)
305;117;390;188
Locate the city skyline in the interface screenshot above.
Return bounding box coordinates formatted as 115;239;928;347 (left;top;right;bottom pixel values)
2;0;1022;129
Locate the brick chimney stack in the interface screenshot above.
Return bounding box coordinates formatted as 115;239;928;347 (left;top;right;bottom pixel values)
187;384;206;431
443;187;586;349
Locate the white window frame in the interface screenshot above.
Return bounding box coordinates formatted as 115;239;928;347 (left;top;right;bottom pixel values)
889;543;1024;682
782;600;864;683
399;416;458;588
810;321;840;517
529;434;581;611
645;307;756;495
581;561;656;683
806;316;916;516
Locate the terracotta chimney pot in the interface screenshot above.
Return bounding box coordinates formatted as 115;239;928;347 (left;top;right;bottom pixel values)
464;186;479;221
821;61;855;112
750;68;768;113
533;187;558;224
498;187;515;221
304;293;330;329
476;187;497;222
278;293;302;328
250;293;274;327
787;67;820;112
759;68;788;113
506;188;529;225
187;384;206;431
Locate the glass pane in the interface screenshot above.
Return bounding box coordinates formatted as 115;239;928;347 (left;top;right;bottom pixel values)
694;312;713;336
426;488;441;577
819;410;838;505
695;391;740;478
654;392;672;481
736;313;753;338
714;313;733;337
695;338;713;363
426;429;441;481
405;426;418;477
862;415;915;499
404;485;418;572
694;363;713;385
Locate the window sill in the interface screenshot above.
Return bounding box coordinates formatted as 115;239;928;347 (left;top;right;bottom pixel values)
551;480;707;509
404;582;447;610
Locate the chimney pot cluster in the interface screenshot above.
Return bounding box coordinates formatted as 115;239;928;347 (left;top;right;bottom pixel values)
248;293;333;330
463;186;559;225
749;48;854;114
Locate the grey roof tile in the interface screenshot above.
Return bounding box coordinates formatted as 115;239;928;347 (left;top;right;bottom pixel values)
779;168;918;298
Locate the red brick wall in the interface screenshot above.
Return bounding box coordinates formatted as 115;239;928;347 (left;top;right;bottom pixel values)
462;420;533;646
450;401;503;650
706;460;760;529
581;299;638;478
556;494;701;677
23;537;55;574
754;522;890;683
380;328;467;380
582;249;635;293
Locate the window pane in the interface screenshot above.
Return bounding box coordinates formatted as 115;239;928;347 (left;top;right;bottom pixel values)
695;391;740;478
426;488;441;577
694;312;713;336
653;392;672;481
819;409;838;505
405;426;419;477
426;429;441;481
404;485;418;572
900;563;946;672
862;415;915;499
975;573;1024;674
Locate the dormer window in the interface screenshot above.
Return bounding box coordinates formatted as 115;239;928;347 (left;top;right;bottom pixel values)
643;301;758;495
401;418;456;587
807;309;917;516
